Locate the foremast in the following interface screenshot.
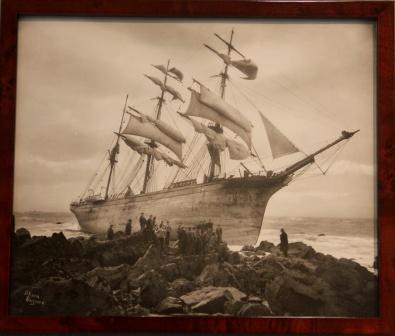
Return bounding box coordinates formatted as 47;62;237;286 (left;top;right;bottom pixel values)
142;60;170;193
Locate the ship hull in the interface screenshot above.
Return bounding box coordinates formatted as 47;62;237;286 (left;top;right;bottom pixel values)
70;176;288;246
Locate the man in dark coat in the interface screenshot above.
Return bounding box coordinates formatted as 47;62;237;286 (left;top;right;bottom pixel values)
139;213;146;231
107;224;114;241
280;228;288;257
125;219;132;235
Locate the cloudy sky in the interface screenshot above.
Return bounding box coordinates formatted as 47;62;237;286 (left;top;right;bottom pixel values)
14;18;375;218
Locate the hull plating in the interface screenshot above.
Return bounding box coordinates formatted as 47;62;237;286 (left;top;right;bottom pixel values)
70;176;287;245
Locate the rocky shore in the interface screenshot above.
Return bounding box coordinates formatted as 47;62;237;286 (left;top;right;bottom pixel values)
10;227;377;317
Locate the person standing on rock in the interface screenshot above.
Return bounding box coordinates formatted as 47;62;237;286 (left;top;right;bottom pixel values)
280;228;289;257
215;224;223;243
107;224;114;241
125;219;132;235
139;213;146;231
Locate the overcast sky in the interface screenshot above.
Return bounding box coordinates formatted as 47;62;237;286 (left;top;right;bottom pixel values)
13;18;375;218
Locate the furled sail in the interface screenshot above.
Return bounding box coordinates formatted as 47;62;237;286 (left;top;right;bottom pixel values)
122;114;183;160
230;59;258;80
164;84;184;102
204;44;258;80
122;134;186;168
258;111;299;158
152;64;167;75
185;88;252;148
144;75;164;90
169;67;184;82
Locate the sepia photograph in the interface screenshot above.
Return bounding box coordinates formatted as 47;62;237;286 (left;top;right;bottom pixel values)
10;18;378;317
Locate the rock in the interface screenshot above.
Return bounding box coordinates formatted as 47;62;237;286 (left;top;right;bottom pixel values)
139;270;168;308
227;251;242;264
241;245;255;252
167;278;196;297
155;297;185;314
288;242;317;259
160;263;179;281
15;228;31;245
255;240;275;253
173;255;205;280
237;302;271;316
197;262;241;288
181;286;246;314
10;277;117;315
126;304;150;316
79;264;130;292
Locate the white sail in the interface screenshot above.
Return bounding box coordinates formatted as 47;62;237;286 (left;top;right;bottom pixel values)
152;64;167;75
185;89;252;148
199;84;251;132
258;111;299;158
122;134;186;168
164;83;184;102
122;114;183;160
226;138;250;160
144;75;164;90
153;119;186;143
182;115;250;160
169;67;184;81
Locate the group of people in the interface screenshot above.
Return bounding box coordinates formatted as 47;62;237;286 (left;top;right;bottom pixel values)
106;216;289;259
139;212;171;252
177;222;223;255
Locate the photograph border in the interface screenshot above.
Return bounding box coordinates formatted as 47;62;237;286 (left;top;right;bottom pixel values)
0;0;394;333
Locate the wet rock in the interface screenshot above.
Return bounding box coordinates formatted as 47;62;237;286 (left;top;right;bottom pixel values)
79;264;130;292
160;263;179;281
156;296;186;314
14;228;31;245
288;242;317;259
264;271;335;316
197;262;241;288
181;286;246;314
139;270;168;308
255;240;275;253
241;245;255;252
237;302;271;316
173;255;205;280
167;278;196;297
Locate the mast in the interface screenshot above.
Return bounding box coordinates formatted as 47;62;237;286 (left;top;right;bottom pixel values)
208;29;234;179
280;129;360;177
105;94;128;200
142;59;170;193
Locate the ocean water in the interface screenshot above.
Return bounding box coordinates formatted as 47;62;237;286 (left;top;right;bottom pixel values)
14;212;377;270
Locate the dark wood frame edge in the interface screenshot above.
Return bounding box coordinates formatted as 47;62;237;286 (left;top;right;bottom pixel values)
0;0;393;333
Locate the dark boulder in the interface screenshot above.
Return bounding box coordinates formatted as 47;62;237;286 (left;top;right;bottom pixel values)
181;286;246;314
79;264;130;293
14;228;31;246
167;278;197;297
155;296;186;314
256;240;275;253
160;263;179;281
197;262;241;288
139;270;168;308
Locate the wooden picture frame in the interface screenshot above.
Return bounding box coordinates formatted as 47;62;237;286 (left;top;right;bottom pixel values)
0;0;394;333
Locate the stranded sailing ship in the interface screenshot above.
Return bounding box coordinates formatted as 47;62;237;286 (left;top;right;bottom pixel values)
70;30;359;245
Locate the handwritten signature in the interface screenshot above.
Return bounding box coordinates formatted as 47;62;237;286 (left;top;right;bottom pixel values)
24;289;45;306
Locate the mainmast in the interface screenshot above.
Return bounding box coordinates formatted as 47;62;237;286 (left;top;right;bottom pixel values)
208;29;234;179
142;60;170;193
105;95;128;200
